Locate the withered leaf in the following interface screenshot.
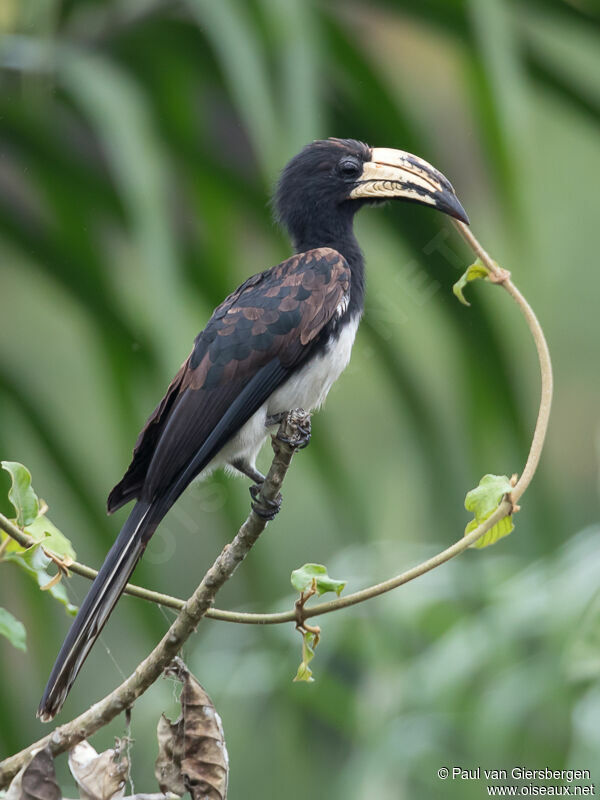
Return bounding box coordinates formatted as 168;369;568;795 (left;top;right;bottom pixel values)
157;659;229;800
154;714;185;797
181;675;229;800
68;740;128;800
16;747;60;800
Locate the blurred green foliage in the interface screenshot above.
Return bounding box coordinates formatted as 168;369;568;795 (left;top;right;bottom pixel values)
1;0;599;797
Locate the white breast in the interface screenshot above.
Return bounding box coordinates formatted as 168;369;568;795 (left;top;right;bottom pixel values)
268;312;360;415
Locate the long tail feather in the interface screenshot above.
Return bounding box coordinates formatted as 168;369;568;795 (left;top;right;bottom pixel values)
37;501;156;721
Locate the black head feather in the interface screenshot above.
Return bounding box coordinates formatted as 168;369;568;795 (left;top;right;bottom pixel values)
274;138;372;250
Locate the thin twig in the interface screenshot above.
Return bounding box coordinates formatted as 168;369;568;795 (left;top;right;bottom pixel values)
452;220;553;502
0;411;309;789
495;279;552;501
0;513;186;610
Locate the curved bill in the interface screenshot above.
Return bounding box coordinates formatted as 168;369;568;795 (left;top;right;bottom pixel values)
350;147;469;224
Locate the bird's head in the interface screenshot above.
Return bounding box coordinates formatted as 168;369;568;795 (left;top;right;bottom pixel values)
275;138;469;248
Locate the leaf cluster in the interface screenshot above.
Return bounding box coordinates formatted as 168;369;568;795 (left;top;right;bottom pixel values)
0;462;77;651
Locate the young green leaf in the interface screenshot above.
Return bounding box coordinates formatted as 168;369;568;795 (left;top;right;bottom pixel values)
0;467;14;519
0;462;76;561
0;462;39;528
4;544;77;615
464;474;514;548
465;514;514;549
453;259;491;306
291;563;346;597
293;630;317;683
465;474;513;519
294;662;313;682
26;515;76;562
0;607;26;651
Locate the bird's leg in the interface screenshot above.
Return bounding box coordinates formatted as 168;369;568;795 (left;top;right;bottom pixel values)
230;458;282;520
232;410;311;520
230;459;265;486
254;410;311;518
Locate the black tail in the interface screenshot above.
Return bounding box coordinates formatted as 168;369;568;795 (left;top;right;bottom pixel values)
37;501;156;721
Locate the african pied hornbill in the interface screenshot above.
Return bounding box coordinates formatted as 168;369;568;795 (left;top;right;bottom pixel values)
38;138;468;721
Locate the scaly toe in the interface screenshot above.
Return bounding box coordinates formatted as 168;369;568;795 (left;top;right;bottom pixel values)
249;482;263;502
251;490;283;521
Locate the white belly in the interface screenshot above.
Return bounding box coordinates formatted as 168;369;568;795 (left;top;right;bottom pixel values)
267;313;360;414
215;313;360;472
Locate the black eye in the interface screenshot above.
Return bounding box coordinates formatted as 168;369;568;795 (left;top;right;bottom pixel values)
338;158;361;179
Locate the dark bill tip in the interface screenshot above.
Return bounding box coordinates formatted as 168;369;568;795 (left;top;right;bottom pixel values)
434;190;470;225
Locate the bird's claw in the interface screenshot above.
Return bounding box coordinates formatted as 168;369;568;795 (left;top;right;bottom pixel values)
296;419;312;449
249;483;283;520
276;414;311;450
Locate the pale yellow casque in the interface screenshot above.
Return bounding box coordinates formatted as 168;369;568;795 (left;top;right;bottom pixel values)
350;147;452;207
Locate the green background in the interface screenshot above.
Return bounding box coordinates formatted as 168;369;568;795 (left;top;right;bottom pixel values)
1;1;599;797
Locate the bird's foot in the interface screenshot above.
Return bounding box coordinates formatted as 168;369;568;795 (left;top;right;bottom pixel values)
276;411;311;450
249;482;283;520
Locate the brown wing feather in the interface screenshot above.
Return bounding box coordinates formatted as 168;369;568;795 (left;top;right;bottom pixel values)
108;248;350;509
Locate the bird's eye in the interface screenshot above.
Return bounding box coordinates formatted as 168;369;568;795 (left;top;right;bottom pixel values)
338;158;361;179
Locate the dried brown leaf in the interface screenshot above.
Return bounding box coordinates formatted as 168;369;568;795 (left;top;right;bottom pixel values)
159;659;228;800
154;714;185;797
18;747;60;800
68;740;128;800
181;674;228;800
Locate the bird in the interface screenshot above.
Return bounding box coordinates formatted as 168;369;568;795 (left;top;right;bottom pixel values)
38;138;468;721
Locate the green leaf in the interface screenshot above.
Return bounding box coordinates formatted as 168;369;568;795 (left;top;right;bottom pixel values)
4;544;77;615
453;259;491;306
0;467;14;519
25;515;76;561
293;662;314;682
293;631;317;683
0;461;39;527
0;607;26;651
291;563;346;597
464;474;514;548
465;474;513;519
465;513;514;549
0;462;76;561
